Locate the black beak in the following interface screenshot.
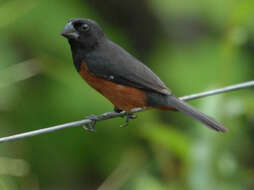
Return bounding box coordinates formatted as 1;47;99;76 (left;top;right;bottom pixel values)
61;22;79;39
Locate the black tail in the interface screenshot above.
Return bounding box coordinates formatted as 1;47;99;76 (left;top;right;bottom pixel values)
166;95;228;132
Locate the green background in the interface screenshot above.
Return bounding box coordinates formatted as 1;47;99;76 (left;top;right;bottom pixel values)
0;0;254;189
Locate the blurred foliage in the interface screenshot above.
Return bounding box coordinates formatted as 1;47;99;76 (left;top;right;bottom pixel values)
0;0;253;189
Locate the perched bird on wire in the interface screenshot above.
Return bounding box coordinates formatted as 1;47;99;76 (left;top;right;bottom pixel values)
61;18;227;133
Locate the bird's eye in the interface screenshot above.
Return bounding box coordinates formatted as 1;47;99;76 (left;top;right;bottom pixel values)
81;24;90;32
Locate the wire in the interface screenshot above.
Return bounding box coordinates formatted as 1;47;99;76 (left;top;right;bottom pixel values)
0;80;253;143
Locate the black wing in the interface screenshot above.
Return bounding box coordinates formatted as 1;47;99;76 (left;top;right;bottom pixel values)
85;40;171;95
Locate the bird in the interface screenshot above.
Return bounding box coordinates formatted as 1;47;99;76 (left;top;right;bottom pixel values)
61;18;227;133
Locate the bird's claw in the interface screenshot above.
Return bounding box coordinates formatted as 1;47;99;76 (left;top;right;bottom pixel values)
120;113;137;128
83;114;97;132
129;114;137;119
114;107;125;117
114;107;123;113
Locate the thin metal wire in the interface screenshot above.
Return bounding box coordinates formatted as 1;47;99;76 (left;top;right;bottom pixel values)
180;80;254;101
0;80;253;143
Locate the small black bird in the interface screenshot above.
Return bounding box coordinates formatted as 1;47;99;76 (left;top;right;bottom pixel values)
61;18;227;132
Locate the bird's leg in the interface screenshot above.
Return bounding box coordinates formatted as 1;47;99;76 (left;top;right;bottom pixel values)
114;107;123;113
120;112;137;128
114;107;136;127
83;114;97;132
114;107;126;118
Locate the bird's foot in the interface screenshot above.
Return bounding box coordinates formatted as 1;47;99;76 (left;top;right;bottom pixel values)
83;114;97;132
120;113;137;128
114;107;123;113
114;107;126;118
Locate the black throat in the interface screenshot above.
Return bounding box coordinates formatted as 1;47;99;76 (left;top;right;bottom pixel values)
68;39;99;71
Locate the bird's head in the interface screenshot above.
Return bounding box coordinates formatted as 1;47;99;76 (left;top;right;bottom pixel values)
61;18;106;50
